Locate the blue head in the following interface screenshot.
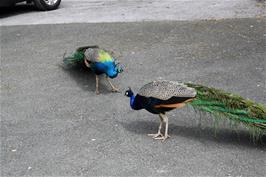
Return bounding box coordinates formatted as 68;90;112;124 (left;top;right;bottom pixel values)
125;87;141;110
125;87;134;98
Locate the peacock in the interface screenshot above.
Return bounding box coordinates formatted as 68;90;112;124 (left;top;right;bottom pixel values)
125;80;266;141
63;45;123;94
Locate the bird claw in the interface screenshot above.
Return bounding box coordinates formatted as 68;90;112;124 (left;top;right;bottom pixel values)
148;133;170;142
147;133;163;138
154;135;170;142
111;88;120;93
95;90;100;95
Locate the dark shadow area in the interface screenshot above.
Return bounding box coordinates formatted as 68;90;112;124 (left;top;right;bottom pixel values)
0;3;36;18
120;120;266;148
59;64;111;94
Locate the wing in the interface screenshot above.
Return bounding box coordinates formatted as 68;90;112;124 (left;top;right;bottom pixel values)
138;80;197;100
84;48;114;63
136;93;192;112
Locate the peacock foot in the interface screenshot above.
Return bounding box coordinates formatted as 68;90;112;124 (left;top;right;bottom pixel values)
111;87;120;93
154;134;170;142
95;90;100;95
147;132;163;138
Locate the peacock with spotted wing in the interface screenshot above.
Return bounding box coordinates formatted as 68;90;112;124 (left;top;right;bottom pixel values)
125;80;266;141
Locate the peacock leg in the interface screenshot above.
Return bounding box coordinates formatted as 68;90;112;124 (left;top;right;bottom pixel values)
148;114;163;138
154;113;170;141
95;75;100;94
106;76;119;92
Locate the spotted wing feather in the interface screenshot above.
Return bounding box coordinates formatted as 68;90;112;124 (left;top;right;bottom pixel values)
138;80;197;100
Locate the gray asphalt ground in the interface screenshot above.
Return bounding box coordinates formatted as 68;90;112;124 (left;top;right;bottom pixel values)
1;18;266;176
1;0;266;176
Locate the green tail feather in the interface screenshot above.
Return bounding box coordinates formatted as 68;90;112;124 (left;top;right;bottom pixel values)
63;51;85;68
186;83;266;138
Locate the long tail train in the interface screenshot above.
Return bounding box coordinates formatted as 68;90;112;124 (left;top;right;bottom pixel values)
186;83;266;138
62;45;100;68
62;51;85;68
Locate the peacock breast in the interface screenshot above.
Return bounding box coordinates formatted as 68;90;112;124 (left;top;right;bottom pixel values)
134;95;161;114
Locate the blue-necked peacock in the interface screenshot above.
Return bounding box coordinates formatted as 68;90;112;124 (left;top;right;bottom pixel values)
125;80;266;141
63;45;123;94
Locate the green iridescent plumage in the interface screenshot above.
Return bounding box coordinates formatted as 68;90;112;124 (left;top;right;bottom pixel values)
63;45;99;68
186;83;266;138
63;51;85;68
126;80;265;141
62;45;123;94
97;49;113;62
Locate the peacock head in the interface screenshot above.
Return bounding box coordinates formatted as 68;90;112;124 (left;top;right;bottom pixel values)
116;66;123;73
115;60;123;74
125;87;134;97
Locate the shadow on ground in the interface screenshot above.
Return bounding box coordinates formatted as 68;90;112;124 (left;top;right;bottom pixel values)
0;3;37;18
120;120;266;148
59;64;110;94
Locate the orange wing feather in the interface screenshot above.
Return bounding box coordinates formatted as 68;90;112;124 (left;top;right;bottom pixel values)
154;98;195;109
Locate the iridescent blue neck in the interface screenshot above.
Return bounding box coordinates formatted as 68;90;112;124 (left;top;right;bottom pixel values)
105;62;118;78
106;68;118;78
130;95;135;109
129;94;143;110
